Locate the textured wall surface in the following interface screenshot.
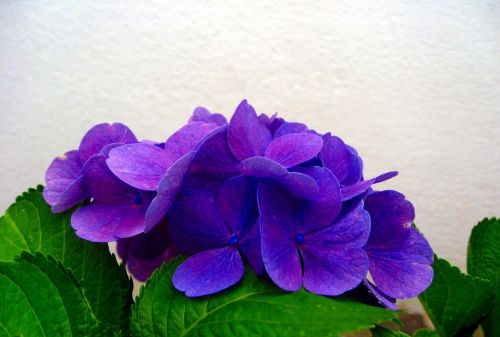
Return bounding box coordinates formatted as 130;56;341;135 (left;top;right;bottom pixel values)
1;1;499;275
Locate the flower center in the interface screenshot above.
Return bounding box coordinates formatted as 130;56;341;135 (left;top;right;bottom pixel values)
227;234;239;246
295;233;305;244
133;195;143;205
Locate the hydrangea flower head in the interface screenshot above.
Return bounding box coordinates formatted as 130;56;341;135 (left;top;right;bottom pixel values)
43;100;434;303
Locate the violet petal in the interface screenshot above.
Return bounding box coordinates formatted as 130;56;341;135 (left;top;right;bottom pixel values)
172;247;244;297
320;133;363;186
168;188;230;254
341;171;398;201
300;205;371;295
265;133;323;168
78;123;137;163
84;153;136;204
144;152;194;232
228;100;272;161
301;166;342;231
189;126;240;180
44;150;88;212
274;122;309;138
217;175;258;234
71;203;146;242
258;181;302;291
107;143;175;191
189;106;227;126
163;121;219;161
363;279;399;311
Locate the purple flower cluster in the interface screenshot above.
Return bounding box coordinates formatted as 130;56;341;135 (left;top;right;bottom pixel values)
44;100;433;307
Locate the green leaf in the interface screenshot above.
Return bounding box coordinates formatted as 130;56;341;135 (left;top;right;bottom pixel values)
0;252;99;336
371;326;410;336
418;257;493;337
131;258;399;337
0;186;133;333
412;329;440;337
467;218;500;337
467;218;500;280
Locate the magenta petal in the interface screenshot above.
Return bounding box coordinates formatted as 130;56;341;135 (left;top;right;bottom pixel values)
363;279;399;311
107;143;175;191
163;121;219;161
78;123;137;163
172;247;244;297
168;188;230;254
44;150;88;212
189;126;240;180
84;153;136;204
341;171;398;201
278;172;319;200
240;156;288;178
258;181;302;291
301;166;342;231
144;152;194;232
228;100;272;161
265;133;323;168
367;228;434;299
274;122;309;138
71;203;146;242
320;133;363;186
217;175;258;233
189;106;227;126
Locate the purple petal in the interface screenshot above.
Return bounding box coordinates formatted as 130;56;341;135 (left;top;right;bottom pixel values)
258;181;302;291
274;122;308;138
144;152;194;232
117;221;177;281
71;203;148;242
238;219;264;275
189;106;227;126
341;171;398;201
363;279;399;311
84;153;136;204
367;228;434;299
240;156;288;178
217;175;258;233
364;190;433;298
300;205;371;295
228;100;272;161
107;143;175;191
189;126;240;180
364;190;414;249
173;247;244;297
164;121;219;161
300;166;342;231
265;133;323;168
44;150;88;212
259;112;286;135
168;188;230;254
277;172;319;200
301;248;368;296
78;123;137;163
320;133;363;186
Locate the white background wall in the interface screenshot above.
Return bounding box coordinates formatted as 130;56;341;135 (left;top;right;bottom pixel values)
1;1;499;275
